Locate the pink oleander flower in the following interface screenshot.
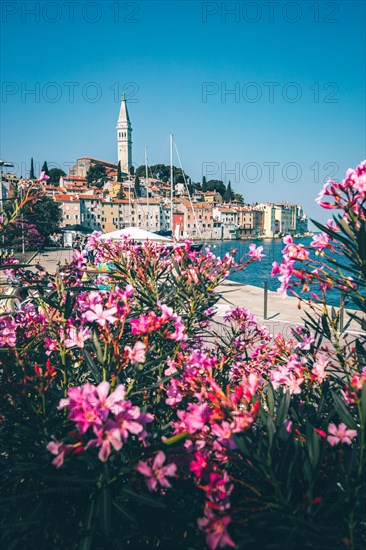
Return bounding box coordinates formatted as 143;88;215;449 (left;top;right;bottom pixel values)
136;451;177;492
130;311;160;334
211;421;236;451
83;303;118;327
64;325;91;349
72;248;87;269
282;235;309;261
248;243;264;261
311;233;331;251
46;437;72;468
206;471;234;510
166;378;183;406
273;254;295;297
167;315;186;342
189;451;209;478
271;366;304;395
271;261;280;276
198;510;235;550
297;334;315;350
1;257;20;278
177;401;211;434
284;419;293;433
124;341;146;364
326;218;340;231
0;314;17;347
327;422;357;446
87;420;122;462
312;354;329;383
86;231;103;251
37;171;50;181
115;405;146;442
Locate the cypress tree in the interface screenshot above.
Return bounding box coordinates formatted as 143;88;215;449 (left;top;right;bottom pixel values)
134;175;142;198
41;161;49;176
223;181;234;203
30;158;35;179
117;184;126;199
117;161;122;182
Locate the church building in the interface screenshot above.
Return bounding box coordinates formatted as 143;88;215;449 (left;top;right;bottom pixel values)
69;93;133;179
116;93;132;173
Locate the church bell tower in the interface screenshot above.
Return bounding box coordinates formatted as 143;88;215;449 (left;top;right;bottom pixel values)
117;93;132;173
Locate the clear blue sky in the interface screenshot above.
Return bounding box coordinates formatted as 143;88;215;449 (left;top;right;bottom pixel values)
1;0;365;223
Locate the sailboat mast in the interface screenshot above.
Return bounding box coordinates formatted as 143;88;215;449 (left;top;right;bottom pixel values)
128;176;131;226
170;133;174;235
145;147;149;231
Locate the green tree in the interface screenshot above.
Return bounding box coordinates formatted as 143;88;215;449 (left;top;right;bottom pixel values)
30;158;35;179
117;184;126;199
48;168;66;185
134;175;142;198
223;181;234;202
86;163;108;188
41;161;49;176
202;176;206;188
205;179;226;197
117;161;122;182
135;164;190;184
174;174;185;185
233;193;244;204
129;165;135;177
21;193;63;241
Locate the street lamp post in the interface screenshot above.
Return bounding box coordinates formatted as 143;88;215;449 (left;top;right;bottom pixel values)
0;160;15;212
0;161;15;250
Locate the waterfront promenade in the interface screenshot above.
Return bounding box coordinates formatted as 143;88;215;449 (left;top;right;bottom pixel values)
3;248;364;338
215;280;364;338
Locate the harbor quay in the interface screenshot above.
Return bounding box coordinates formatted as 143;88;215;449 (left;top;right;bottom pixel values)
6;248;363;339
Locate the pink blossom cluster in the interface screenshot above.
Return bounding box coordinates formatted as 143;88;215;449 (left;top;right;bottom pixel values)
48;381;153;466
327;423;357;446
0;256;20;278
136;451;177;492
15;303;49;344
316;159;366;219
248;243;265;261
163;347;261;549
0;313;17;347
76;285;134;330
130;302;186;342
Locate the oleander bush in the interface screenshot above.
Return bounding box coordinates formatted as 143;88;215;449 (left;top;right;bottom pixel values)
0;162;365;550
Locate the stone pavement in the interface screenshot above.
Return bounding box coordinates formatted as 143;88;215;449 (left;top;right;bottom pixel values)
215;280;365;339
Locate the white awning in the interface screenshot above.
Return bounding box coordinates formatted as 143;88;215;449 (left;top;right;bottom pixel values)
99;227;171;242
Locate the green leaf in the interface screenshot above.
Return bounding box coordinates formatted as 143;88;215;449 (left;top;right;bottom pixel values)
79;498;96;550
267;381;275;418
233;433;249;455
99;486;111;536
113;499;136;522
64;290;74;319
82;348;101;383
361;383;366;420
306;425;320;470
163;431;189;446
267;414;276;450
92;330;104;365
331;391;357;430
321;314;331;340
275;390;291;428
120;488;166;509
